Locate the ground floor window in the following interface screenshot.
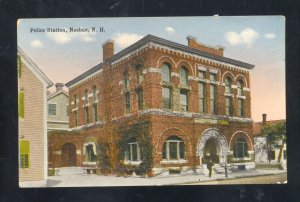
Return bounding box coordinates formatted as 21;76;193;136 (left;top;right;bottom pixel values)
163;136;185;160
20;140;30;168
86;144;96;162
233;137;248;158
124;139;141;162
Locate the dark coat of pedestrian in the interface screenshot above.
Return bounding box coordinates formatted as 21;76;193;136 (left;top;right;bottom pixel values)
207;159;213;178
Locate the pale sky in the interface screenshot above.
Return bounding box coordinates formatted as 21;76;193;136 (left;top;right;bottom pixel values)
17;16;285;122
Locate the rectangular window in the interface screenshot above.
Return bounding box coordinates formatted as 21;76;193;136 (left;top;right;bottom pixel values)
74;111;78;126
137;72;144;84
74;95;77;108
93;103;98;122
137;90;144;110
18;91;24;118
225;97;232;116
180;91;188;111
199;71;206;79
66;105;69;117
179;142;185;159
169;142;177;160
162;87;171;110
210;73;216;81
124;76;129;90
210;84;216;114
125;92;130;113
48;103;56;116
199;82;205;113
20;140;29;168
238;99;244;117
85;107;89;124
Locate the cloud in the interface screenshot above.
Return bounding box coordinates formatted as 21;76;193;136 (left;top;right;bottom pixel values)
264;33;276;39
30;39;44;48
46;29;96;44
224;28;259;47
113;33;144;49
165;26;175;34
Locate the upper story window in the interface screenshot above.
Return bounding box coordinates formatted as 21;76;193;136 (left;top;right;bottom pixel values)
48;103;56;116
199;82;205;113
162;136;185;160
237;80;244;96
124;72;130;90
92;86;97;102
225;77;232;94
180;67;188;86
84;90;89;104
180;90;188;111
210;73;217;81
74;111;78;127
136;64;144;84
225;97;233;116
210;84;217;114
199;70;206;80
162;87;171;110
125;92;130;113
162;63;171;82
74;94;77;108
137;89;144;111
238;99;244;117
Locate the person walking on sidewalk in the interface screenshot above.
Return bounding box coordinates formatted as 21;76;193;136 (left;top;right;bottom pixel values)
207;159;213;178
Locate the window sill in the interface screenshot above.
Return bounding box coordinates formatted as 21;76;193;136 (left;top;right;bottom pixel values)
237;95;246;99
160;159;187;164
72;107;78;112
83;161;97;166
224;93;234;97
231;157;251;161
124;161;142;165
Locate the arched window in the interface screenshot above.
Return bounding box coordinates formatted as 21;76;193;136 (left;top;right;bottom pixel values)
84;89;89;104
162;63;171;82
92;86;98;122
84;89;89;124
162;136;185;160
85;144;96;162
124;138;141;162
233;137;249;158
180;67;188;85
136;64;144;84
237;80;244;96
225;77;232;94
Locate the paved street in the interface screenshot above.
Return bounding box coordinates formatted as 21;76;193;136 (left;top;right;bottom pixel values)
186;173;287;185
19;167;287;187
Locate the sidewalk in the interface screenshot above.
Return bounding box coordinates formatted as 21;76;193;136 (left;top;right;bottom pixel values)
19;168;287;187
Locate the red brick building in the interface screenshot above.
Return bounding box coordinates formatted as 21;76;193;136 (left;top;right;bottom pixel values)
49;35;255;175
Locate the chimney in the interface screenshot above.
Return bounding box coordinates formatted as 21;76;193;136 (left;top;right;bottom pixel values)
186;36;224;56
102;39;114;62
55;83;64;92
262;113;267;125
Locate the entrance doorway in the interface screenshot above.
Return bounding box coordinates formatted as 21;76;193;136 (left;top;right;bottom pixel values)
203;138;219;164
61;143;76;167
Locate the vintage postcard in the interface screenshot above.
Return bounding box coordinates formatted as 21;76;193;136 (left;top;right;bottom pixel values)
17;16;286;187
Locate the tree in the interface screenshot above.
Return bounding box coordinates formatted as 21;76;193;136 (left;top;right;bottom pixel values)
260;121;286;164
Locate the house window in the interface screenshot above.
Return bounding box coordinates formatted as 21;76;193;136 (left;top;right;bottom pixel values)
66;105;69;117
74;95;77;108
125;139;141;162
136;64;144;84
199;70;206;79
199;82;205;113
137;89;144;110
18;91;25;118
124;73;130;90
180;90;188;111
74;111;78;127
233;137;249;158
93;103;98;122
162;87;171;110
20;140;30;168
238;99;244;117
125;92;130;113
210;73;217;81
225;77;232;94
163;136;185;160
84;90;89;105
48;103;56;116
180;67;188;85
225;97;233;116
162;63;171;82
92;86;97;102
210;84;216;114
237;80;244;96
85;106;89;124
85;144;96;162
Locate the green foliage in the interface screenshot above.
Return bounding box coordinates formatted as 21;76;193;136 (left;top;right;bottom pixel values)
260;121;286;147
97;141;111;174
